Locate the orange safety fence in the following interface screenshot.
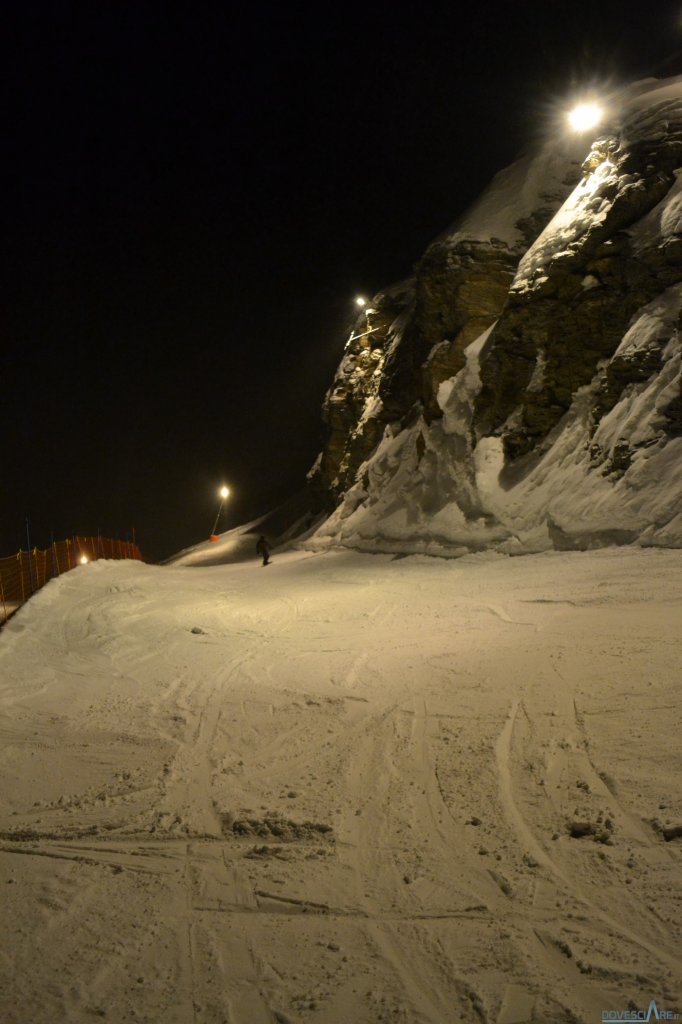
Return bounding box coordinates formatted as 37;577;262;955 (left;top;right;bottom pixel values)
0;535;144;623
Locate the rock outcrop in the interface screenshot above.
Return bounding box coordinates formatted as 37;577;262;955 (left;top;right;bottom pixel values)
307;77;682;554
475;97;682;460
308;280;415;510
309;142;582;509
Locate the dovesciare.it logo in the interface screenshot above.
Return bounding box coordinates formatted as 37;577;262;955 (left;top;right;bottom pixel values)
602;1002;680;1022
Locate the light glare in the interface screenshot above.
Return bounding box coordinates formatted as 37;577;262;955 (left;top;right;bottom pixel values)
219;486;230;499
568;102;603;132
355;296;366;307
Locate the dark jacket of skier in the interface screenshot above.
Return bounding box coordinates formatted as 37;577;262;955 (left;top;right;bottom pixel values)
255;535;271;565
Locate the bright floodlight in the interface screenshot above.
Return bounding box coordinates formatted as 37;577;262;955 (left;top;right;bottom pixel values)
219;486;230;499
568;102;603;132
80;555;88;565
355;296;367;307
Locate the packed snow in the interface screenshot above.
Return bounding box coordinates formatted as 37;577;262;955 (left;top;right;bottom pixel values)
1;544;680;1023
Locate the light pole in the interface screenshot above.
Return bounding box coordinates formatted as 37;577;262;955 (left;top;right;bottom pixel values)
210;486;230;541
345;294;380;348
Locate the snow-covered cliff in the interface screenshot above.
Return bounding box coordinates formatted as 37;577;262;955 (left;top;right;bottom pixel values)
308;77;682;555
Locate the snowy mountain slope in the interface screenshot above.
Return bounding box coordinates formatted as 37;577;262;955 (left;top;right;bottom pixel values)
1;549;681;1022
309;76;682;556
165;492;318;568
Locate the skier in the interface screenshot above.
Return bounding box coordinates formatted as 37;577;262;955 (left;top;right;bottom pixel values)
255;535;271;566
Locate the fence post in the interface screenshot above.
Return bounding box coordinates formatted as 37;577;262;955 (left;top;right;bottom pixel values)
25;519;35;594
0;572;7;623
17;552;25;603
51;530;59;578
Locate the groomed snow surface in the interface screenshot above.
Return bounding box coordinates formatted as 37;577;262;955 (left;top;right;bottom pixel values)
1;547;681;1024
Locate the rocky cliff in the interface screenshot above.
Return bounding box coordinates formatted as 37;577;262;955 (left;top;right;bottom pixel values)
308;77;682;555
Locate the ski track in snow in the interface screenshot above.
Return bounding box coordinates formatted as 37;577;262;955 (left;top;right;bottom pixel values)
0;547;680;1024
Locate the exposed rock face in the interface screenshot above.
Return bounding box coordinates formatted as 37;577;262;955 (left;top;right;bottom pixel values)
416;240;519;422
308;281;414;511
475;100;682;458
308;77;682;553
310;142;582;512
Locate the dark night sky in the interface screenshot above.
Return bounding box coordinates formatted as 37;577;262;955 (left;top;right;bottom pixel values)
4;2;682;562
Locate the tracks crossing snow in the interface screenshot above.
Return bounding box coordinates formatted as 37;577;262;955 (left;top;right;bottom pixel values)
1;549;680;1023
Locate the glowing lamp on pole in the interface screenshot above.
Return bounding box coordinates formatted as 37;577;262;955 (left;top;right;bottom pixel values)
210;485;230;541
567;101;603;133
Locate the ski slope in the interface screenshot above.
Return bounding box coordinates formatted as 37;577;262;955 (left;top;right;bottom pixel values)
1;546;681;1023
